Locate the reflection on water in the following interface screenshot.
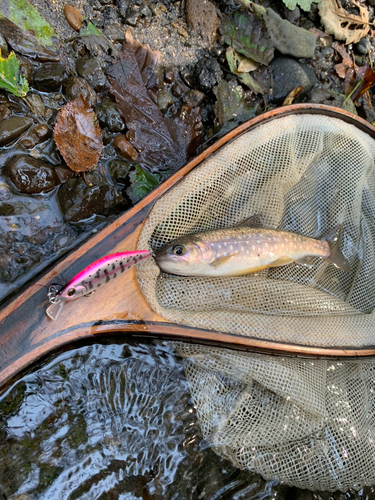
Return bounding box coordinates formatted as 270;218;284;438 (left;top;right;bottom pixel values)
0;341;374;500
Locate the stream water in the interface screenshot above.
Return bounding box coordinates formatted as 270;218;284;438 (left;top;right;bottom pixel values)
0;341;374;500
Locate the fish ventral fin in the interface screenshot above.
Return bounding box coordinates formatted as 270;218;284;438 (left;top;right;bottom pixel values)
269;256;294;267
295;256;314;268
210;252;241;268
320;225;350;272
235;214;264;229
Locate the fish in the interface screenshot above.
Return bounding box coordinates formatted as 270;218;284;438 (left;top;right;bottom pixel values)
46;250;150;320
155;223;350;277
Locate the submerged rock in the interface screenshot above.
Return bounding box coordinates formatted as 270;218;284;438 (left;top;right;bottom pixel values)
64;77;97;107
76;58;107;91
57;170;126;223
95;97;124;132
113;134;138;161
5;155;60;194
270;57;316;103
33;63;69;92
0;116;33;146
18;123;51;149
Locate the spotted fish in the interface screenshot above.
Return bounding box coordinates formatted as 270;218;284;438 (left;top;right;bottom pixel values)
155;224;350;277
46;251;150;320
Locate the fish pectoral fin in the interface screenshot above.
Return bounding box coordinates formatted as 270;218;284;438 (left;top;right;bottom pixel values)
295;256;314;268
210;252;241;268
269;256;294;267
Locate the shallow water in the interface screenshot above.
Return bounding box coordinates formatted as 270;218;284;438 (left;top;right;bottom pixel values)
0;340;374;500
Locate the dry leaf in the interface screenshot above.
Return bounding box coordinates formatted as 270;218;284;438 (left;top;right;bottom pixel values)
344;67;357;95
351;67;375;102
237;56;259;72
282;86;303;105
54;95;103;172
332;41;353;68
318;0;370;45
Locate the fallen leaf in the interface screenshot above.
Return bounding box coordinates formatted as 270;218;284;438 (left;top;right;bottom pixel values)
341;96;357;114
282;86;303;105
126;164;160;203
237;56;259;72
344;67;357;95
310;27;332;45
77;21;117;58
0;51;28;97
226;47;265;94
0;0;59;61
318;0;370;45
282;0;319;11
351;67;375;102
213;79;256;137
53;95;103;172
220;9;274;65
332;41;353;68
107;29;202;174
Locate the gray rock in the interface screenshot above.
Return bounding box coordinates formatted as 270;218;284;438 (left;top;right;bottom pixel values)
125;7;141;27
157;89;174;112
140;5;152;17
33;63;68;92
5;155;60;194
0;116;33;146
186;0;219;46
264;7;316;59
64;76;97;107
270;57;316;103
103;22;126;43
353;37;371;56
95;97;125;132
195;57;223;91
57;170;126;223
76;58;107;92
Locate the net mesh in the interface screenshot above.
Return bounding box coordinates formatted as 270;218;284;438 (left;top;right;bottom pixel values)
136;113;375;491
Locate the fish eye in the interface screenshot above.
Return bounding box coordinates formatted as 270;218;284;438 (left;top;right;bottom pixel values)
172;245;185;256
67;288;76;297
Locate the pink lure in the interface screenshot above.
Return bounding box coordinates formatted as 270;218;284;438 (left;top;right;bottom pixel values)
46;251;150;320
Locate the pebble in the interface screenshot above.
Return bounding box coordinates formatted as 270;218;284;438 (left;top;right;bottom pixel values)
18;123;51;149
107;159;132;184
0;34;8;57
353;37;371;56
64;5;83;31
164;68;175;84
24;93;45;118
113;134;138;161
125;7;141;27
57;170;126;223
103;22;125;43
183;89;205;107
64;76;97;107
95;97;125;132
270;56;316;103
0;104;11;121
17;55;33;83
140;5;152;17
172;80;189;97
0;116;33;146
5;155;60;194
33;63;69;92
186;0;219;46
157;89;174;112
76;58;107;92
195;57;223;91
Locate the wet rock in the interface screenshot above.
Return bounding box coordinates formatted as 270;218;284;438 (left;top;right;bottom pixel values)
24;93;45;118
0;116;32;145
33;63;69;92
195;57;223;91
57;170;125;223
180;65;195;88
157;89;173;112
0;34;8;57
354;37;371;55
64;5;83;31
107;159;132;183
186;0;219;46
103;22;125;43
164;67;174;84
18;123;51;149
183;89;205;107
54;164;76;183
17;55;33;83
0;104;11;121
64;76;97;107
95;97;124;132
264;8;316;59
172;80;189;97
281;5;300;24
270;57;316;103
113;134;138;161
116;0;129;21
5;155;60;194
76;58;107;91
125;6;141;27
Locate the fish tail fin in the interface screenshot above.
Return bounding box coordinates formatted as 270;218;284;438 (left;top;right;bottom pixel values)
320;225;350;272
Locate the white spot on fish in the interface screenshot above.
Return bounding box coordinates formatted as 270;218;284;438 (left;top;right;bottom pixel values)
224;243;227;247
241;246;244;252
246;250;249;255
265;243;268;248
252;245;255;250
230;245;233;251
218;245;221;249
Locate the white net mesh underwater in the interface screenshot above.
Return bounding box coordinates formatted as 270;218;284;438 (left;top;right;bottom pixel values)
136;113;375;491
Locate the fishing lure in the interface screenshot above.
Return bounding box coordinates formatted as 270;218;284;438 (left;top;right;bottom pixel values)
46;251;150;320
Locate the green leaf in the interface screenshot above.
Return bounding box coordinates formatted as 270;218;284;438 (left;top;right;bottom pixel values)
0;51;28;97
0;0;59;61
126;165;160;203
226;47;265;94
294;0;320;11
77;21;117;57
79;21;103;37
282;0;297;9
221;10;274;65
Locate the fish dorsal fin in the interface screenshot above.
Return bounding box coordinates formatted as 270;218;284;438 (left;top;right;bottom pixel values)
269;256;294;267
235;214;264;228
295;256;314;268
210;252;241;268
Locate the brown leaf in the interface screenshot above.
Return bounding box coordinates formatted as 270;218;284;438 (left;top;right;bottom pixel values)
318;0;370;45
332;41;353;68
344;67;357;95
53;95;103;172
351;67;375;102
107;29;202;174
282;86;303;106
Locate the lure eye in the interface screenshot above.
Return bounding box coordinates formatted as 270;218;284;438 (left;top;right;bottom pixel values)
67;288;76;297
172;245;185;256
